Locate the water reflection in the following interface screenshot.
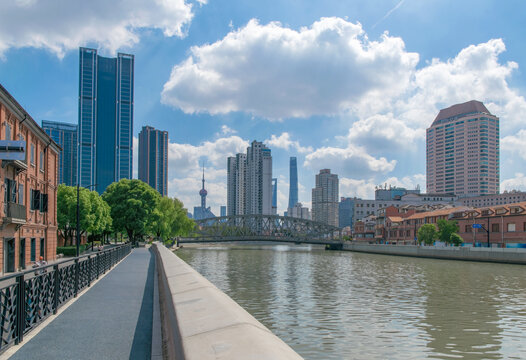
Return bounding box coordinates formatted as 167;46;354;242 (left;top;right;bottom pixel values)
177;246;526;359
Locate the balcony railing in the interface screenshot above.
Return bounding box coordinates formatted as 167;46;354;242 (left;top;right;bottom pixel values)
4;202;26;223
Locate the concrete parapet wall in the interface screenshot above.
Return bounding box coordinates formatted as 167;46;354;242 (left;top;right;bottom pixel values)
343;243;526;264
152;243;303;360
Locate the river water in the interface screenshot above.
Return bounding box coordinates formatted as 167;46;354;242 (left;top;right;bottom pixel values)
177;245;526;359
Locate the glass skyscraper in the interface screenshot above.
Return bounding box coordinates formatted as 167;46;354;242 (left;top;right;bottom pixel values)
288;157;298;209
42;120;77;186
138;126;168;196
78;47;134;194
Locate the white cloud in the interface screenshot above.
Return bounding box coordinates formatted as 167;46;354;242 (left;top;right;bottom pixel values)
304;144;396;178
397;39;526;131
169;135;248;176
502;130;526;161
347;113;424;153
0;0;195;58
220;125;237;135
501;173;526;192
161;17;419;119
265;132;313;154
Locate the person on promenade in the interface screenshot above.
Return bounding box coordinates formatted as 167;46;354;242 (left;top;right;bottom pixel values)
33;256;48;275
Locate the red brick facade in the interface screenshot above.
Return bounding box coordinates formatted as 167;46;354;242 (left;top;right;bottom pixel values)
0;84;60;274
378;203;526;246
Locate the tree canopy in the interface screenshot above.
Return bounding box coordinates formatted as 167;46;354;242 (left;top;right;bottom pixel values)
417;224;437;246
148;196;194;242
57;184;112;246
102;179;160;243
449;233;464;246
437;219;459;245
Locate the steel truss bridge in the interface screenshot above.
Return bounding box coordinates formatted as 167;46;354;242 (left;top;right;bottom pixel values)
180;214;343;246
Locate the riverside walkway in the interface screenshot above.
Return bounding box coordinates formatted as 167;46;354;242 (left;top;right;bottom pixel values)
8;248;156;360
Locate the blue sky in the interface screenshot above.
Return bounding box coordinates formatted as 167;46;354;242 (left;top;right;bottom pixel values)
1;0;526;215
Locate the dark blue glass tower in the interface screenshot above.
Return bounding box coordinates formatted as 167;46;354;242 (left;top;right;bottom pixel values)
78;47;134;193
288;157;298;209
138;126;168;196
42;120;77;186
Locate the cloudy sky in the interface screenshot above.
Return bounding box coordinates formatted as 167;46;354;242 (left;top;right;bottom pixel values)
1;0;526;215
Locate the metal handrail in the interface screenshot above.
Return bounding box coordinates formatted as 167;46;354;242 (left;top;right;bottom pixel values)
0;243;132;353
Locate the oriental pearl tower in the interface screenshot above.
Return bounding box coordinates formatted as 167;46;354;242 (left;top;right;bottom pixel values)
199;166;207;210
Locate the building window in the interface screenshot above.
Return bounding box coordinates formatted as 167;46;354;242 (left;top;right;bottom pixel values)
40;238;45;258
40;151;44;171
30;144;35;165
491;223;499;232
30;238;36;262
507;223;516;232
465;225;471;233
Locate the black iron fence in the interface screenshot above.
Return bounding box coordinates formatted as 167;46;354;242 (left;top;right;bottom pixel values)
0;243;131;354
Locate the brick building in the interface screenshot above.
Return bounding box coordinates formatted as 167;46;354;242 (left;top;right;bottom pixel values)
381;203;526;247
0;84;60;274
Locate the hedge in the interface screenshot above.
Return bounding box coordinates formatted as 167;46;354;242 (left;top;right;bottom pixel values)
57;245;87;256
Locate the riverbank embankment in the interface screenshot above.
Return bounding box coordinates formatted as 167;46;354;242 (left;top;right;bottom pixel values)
152;242;303;360
342;243;526;264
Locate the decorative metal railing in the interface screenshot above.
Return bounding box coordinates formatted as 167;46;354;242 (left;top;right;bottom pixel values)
0;243;131;354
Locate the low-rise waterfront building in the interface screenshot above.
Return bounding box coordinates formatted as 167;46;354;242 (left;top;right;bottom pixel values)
458;190;526;208
0;84;60;274
379;202;526;247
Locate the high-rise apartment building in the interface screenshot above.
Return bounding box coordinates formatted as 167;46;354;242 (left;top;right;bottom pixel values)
427;100;499;197
227;141;272;216
227;153;246;216
220;206;227;217
42;121;77;186
288;157;298;209
138;126;168;196
312;169;339;226
78;47;134;194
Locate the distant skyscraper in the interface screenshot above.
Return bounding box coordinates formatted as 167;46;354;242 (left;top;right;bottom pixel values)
312;169;339;226
246;141;272;215
220;206;226;217
338;197;355;228
272;178;277;215
78;47;134;194
288;157;298;209
227;141;272;216
426;100;499;196
138;126;168;196
42;121;77;186
227;153;246;216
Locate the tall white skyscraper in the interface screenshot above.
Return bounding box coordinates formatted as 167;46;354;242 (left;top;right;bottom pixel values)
227;141;272;216
312;169;339;226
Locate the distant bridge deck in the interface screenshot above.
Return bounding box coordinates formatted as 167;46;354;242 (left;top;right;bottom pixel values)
179;236;344;246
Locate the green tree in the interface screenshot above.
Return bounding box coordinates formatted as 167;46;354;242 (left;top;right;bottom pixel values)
170;197;194;238
149;196;177;241
148;197;195;243
57;184;112;246
103;179;160;244
437;219;459;245
417;224;437;246
449;233;464;246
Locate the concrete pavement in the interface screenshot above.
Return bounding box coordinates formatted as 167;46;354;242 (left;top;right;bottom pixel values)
9;248;156;360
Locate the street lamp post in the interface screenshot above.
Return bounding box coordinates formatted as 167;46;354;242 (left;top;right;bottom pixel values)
76;184;97;257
